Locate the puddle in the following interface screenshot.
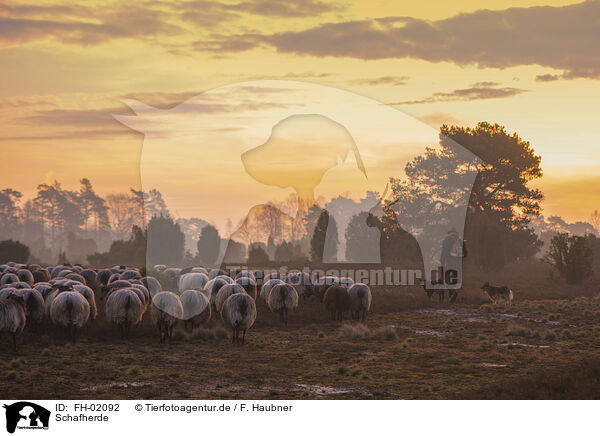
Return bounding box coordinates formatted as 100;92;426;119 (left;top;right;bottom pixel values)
81;381;152;391
497;343;550;349
295;384;371;397
395;325;448;337
479;363;507;368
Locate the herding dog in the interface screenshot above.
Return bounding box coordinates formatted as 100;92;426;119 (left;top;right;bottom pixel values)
481;282;513;305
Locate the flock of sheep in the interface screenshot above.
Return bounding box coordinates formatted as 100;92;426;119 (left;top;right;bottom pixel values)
0;263;373;350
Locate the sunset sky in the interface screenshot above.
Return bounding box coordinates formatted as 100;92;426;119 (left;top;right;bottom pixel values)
1;0;599;226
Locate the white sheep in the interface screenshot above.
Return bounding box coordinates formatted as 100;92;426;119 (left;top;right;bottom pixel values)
105;288;145;339
260;278;284;305
150;291;183;343
221;293;256;345
215;283;246;314
178;272;209;292
267;283;299;325
0;294;26;351
72;284;97;320
348;283;372;321
50;291;90;342
0;273;19;286
180;290;211;330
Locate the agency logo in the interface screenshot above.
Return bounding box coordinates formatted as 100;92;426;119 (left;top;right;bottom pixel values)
3;402;50;434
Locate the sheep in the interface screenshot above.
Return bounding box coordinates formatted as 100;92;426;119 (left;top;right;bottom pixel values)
179;272;209;292
191;266;208;275
49;291;90;342
34;283;53;298
129;284;150;307
80;269;98;289
215;274;234;284
235;277;257;300
0;294;26;351
286;271;312;299
105;288;145;339
221;293;256;345
16;288;45;326
323;285;350;321
65;273;86;285
1;281;30;290
150;291;183;343
267;283;298;325
208;268;228;280
32;269;51;283
0;287;18;299
348;283;372;321
180;290;211;331
97;269;113;286
204;277;229;309
120;269;142;281
142;276;162;295
0;273;19;286
215;283;246;314
235;270;256;281
16;269;34;286
153;264;167;272
260;278;284;304
312;276;354;301
72;285;97;320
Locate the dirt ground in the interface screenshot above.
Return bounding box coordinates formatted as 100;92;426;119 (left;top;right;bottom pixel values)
2;268;600;400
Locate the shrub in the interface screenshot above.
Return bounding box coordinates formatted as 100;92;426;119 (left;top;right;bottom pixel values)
543;233;593;284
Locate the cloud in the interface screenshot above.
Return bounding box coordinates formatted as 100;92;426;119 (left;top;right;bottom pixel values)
387;82;528;105
180;0;342;26
417;112;467;128
0;3;182;47
348;76;409;86
535;74;563;82
195;1;600;79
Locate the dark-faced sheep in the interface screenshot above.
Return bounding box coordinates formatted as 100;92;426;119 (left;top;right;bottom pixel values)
50;291;90;342
208;269;228;280
348;283;372;321
215;283;246;314
150;291;183;343
267;283;298;325
235;270;255;281
180;290;211;331
221;293;256;345
105;288;144;339
32;269;51;284
0;294;26;351
235;277;257;300
323;285;350;321
16;289;44;327
286;271;312;299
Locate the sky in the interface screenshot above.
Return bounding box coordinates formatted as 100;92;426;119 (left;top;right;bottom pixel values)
0;0;598;225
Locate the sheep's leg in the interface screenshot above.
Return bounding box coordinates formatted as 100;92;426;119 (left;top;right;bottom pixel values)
169;324;174;341
241;329;246;345
231;327;236;344
362;309;366;322
158;324;164;344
